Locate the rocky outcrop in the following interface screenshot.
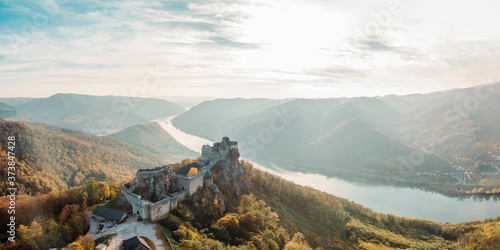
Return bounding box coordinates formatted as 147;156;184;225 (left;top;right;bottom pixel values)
210;137;250;210
187;183;226;224
134;166;174;201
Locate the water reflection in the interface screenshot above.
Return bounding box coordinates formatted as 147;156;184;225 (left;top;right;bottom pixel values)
153;116;213;153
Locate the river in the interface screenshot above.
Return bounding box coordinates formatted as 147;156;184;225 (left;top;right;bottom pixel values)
154;117;500;223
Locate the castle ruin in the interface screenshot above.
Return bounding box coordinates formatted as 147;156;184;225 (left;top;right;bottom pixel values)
120;137;238;221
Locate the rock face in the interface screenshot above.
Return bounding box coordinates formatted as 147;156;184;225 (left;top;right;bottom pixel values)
188;182;226;222
209;137;250;209
134;166;174;201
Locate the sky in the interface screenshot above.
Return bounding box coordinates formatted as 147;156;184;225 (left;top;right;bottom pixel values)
0;0;499;99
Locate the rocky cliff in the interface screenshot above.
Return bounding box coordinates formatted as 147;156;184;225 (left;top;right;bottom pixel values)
210;137;250;210
178;137;250;222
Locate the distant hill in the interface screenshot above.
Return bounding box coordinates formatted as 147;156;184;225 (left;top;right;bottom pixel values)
0;120;167;196
5;93;185;134
0;97;35;107
381;82;500;166
297;119;451;176
153;95;216;109
0;102;36;121
319;97;401;135
172;83;500;178
172;97;426;177
172;98;291;141
108;122;198;163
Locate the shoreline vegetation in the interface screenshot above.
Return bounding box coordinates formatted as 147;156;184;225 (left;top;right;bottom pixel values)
240;160;500;249
340;174;500;198
263;157;500;197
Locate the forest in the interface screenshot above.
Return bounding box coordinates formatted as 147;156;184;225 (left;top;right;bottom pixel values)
0;120;167;196
0;178;121;249
157;160;499;249
1;140;499;249
242;161;500;249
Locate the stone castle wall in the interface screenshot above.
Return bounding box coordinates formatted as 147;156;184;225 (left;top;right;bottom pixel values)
150;194;175;221
122;183;190;221
121;185;141;204
189;170;205;195
121;137;238;221
121;185;150;219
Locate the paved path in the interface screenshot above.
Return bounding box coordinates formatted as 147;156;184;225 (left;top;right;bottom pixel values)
87;215;166;250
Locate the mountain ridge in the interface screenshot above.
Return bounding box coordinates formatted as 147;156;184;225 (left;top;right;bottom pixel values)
171;82;500;184
2;93;185;134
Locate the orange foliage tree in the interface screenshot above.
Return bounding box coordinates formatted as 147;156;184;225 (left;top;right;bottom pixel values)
187;167;198;177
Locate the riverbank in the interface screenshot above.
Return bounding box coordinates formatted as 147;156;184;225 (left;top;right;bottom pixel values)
255;156;500;197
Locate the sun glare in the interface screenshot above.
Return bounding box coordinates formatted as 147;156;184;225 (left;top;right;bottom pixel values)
237;1;352;70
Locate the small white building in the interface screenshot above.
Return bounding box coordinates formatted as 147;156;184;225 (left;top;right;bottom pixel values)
96;243;107;250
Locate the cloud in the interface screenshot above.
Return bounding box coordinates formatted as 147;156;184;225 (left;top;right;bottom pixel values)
0;0;499;98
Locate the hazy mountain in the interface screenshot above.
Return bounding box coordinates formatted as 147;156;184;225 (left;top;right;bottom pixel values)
296;119;451;176
320;97;401;134
0;120;167;195
108;122;198;162
383;82;500;166
172;98;291;140
8;93;184;134
153;95;216;109
0;97;36;107
0;102;36;121
172;83;500;177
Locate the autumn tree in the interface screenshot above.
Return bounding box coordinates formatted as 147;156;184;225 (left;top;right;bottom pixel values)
84;178;99;205
284;232;313;250
187;167;198;177
59;204;87;241
181;158;193;166
68;235;95;250
97;181;111;201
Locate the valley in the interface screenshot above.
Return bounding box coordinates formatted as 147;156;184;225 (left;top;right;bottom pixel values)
171;83;500;196
1;84;500;249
